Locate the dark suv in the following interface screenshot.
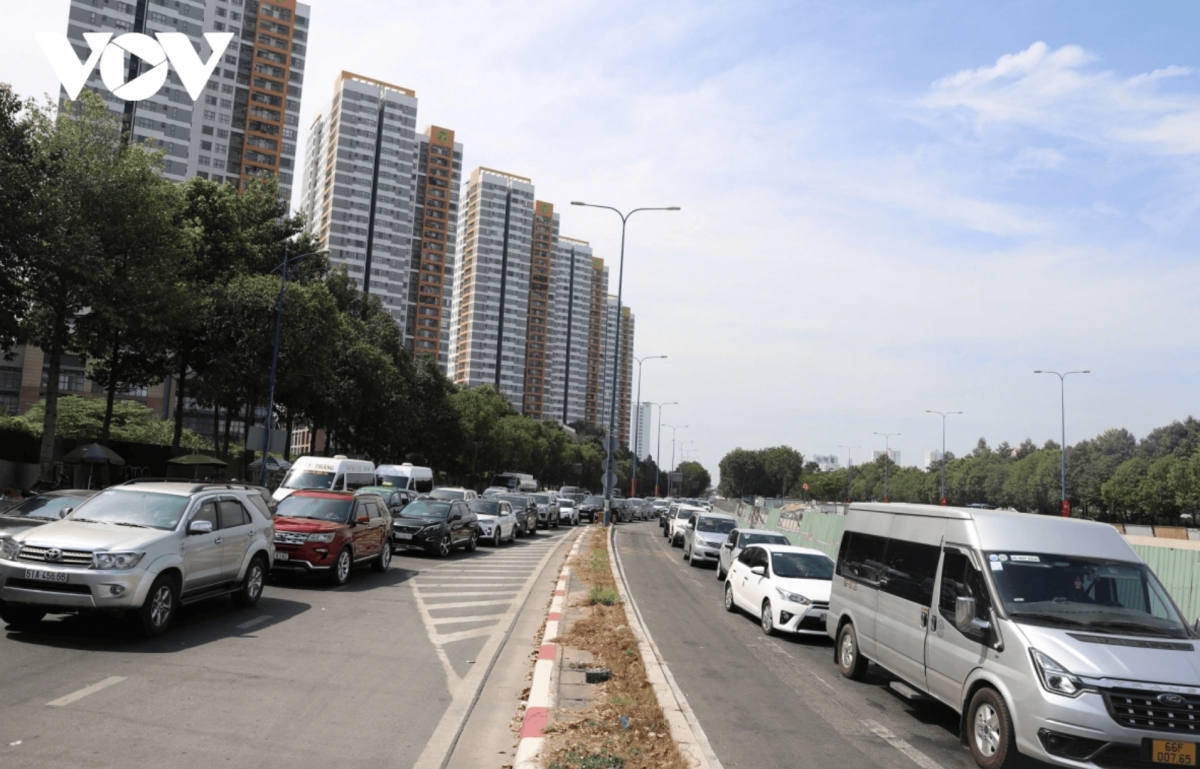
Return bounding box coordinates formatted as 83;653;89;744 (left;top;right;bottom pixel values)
578;496;605;524
271;491;392;585
496;494;538;536
390;498;479;557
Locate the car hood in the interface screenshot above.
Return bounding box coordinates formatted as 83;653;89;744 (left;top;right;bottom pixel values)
16;519;170;551
1016;623;1200;686
392;515;447;527
273;517;347;533
693;533;728;547
772;577;832;603
0;517;51;535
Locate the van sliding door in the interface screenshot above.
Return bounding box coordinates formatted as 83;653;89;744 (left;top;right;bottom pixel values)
872;515;944;691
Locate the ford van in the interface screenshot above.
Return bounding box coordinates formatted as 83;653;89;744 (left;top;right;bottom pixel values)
272;456;376;502
828;503;1200;769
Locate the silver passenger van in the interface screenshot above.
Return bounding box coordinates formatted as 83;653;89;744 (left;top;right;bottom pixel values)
828;503;1200;769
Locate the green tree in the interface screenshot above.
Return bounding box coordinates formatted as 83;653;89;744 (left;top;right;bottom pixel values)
677;460;711;497
0;85;42;354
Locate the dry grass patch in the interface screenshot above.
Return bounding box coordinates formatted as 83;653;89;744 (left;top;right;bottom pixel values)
543;528;688;769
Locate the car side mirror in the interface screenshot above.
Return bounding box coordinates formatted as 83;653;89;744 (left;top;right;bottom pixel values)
451;513;462;521
954;596;991;636
356;514;369;525
751;566;766;576
59;507;73;519
188;519;214;535
721;542;732;549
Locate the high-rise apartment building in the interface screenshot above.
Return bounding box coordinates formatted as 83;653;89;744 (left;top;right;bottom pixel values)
597;297;634;449
632;402;652;461
449;168;535;406
406;127;462;368
64;0;310;201
521;202;560;418
300;72;420;324
543;237;593;426
582;257;609;428
874;449;902;466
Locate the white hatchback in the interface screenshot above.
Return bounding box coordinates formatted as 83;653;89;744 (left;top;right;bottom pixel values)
724;544;834;636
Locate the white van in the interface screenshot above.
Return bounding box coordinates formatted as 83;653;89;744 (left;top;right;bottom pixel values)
272;456;376;501
828;502;1200;769
375;464;434;494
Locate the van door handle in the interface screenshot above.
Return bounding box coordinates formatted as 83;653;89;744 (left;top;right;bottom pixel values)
930;615;938;631
215;537;223;545
921;610;928;628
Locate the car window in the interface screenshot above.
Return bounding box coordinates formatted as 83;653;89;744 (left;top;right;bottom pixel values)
728;531;739;547
837;531;887;584
737;546;759;565
3;494;90;520
881;539;940;607
771;552;835;580
218;500;250;529
365;500;383;520
939;549;992;624
192;500;219;528
244;494;271;520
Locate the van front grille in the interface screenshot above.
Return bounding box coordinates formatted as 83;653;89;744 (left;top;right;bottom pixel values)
18;546;92;565
1103;688;1200;734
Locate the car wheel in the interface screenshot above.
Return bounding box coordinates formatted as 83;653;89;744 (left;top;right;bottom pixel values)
682;542;689;559
837;623;869;680
138;573;177;638
689;548;700;567
436;534;453;558
552;515;559;529
724;582;738;613
0;603;46;631
329;547;353;585
761;600;775;635
232;556;267;607
372;541;392;572
716;564;726;580
465;529;479;552
968;687;1017;769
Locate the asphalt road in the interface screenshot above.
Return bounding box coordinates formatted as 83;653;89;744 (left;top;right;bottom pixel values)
0;526;575;769
614;520;980;769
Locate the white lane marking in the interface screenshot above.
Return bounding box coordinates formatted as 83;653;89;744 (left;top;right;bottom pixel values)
47;676;127;707
236;614;273;630
412;582;527;588
864;720;947;769
414;590;520;598
424;599;514;610
811;672;836;691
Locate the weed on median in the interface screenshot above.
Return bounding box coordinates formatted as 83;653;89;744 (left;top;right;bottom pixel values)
543;527;687;769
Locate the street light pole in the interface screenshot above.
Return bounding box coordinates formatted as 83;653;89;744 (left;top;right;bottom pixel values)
652;401;678;497
572;202;679;526
630;355;667;497
926;410;962;505
665;424;687;497
838;445;859;503
873;432;901;502
678;441;697;496
1034;369;1090;516
260;247;320;488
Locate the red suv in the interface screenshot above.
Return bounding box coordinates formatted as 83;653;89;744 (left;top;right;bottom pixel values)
271;490;391;585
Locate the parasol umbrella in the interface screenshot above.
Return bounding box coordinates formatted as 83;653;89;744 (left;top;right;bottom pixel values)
167;454;229;480
61;443;126;489
248;456;292;472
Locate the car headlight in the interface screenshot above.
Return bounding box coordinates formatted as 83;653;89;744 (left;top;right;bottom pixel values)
421;525;442;535
1;539;20;560
776;587;811;605
91;551;145;570
1031;650;1087;697
307;532;336;543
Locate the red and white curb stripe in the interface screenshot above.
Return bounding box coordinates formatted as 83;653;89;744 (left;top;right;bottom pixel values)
514;532;584;768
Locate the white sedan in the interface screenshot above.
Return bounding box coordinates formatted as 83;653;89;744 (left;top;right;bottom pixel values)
557;498;579;525
724;544;834;636
469;499;517;545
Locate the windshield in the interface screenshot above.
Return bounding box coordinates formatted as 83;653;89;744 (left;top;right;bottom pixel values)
741;533;791;547
697;517;735;534
675;509;696;519
430;489;465;500
559;500;575;508
4;494;90;520
532;494;551;504
69;490;189;530
772;552;835;580
583;496;605;506
469;500;502;516
401;500;452;519
275;495;352;523
987;552;1188;638
498;495;529;508
280;469;335;491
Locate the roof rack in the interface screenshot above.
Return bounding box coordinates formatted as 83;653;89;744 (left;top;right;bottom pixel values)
118;478;266;493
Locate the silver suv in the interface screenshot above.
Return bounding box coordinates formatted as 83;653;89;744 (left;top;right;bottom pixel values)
0;480;275;637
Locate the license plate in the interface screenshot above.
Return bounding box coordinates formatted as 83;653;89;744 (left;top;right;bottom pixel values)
1154;741;1197;765
396;532;413;540
24;569;69;583
273;552;289;561
814;612;827;623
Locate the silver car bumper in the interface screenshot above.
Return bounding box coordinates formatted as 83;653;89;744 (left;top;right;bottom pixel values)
0;560;145;610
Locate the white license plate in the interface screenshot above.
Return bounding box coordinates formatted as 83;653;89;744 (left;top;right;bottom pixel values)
396;533;413;540
24;568;69;583
273;552;289;561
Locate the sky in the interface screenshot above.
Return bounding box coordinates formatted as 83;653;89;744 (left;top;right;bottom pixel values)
3;0;1200;483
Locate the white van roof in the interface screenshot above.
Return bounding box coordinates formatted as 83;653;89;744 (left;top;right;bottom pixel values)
376;464;433;478
848;503;1137;562
290;455;375;473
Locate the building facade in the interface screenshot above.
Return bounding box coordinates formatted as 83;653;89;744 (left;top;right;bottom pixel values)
543;237;593;427
873;449;902;465
632;402;652;461
812;454;841;473
521;202;559;419
923;450;944;470
64;0;310;201
449;168;536;407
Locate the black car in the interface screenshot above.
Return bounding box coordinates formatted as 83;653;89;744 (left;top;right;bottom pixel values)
390;498;479;557
0;490;98;539
578;495;605;523
497;494;538;536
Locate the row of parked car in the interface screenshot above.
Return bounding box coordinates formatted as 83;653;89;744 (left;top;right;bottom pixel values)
0;472;678;638
659;498;1200;769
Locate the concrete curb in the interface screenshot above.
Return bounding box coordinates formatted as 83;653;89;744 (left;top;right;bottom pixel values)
513;529;585;769
609;524;724;769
